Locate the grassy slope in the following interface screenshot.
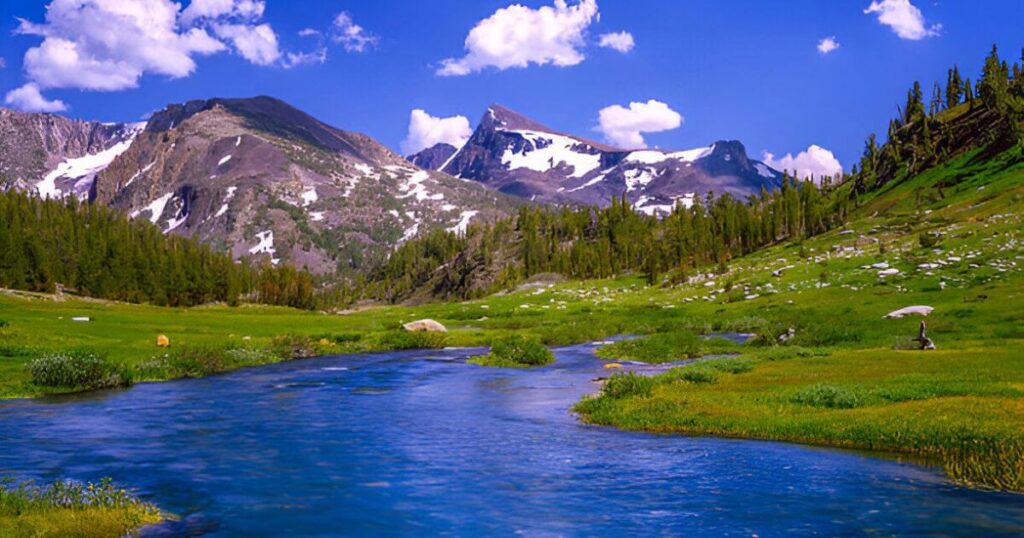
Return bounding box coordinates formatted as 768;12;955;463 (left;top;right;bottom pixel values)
0;146;1022;490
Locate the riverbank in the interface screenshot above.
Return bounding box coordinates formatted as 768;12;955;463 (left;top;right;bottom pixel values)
0;477;164;537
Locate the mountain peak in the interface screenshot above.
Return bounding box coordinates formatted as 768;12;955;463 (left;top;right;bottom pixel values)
482;104;552;133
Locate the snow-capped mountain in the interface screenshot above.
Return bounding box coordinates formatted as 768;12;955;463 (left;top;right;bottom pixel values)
409;105;784;214
3;98;512;274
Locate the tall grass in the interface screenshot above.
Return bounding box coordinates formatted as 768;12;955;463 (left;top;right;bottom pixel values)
0;477;163;537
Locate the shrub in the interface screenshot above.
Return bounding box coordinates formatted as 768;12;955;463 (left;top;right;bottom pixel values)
377;330;448;350
596;331;703;364
470;334;554;367
792;384;865;409
271;334;321;358
312;332;362;344
705;357;755;374
919;231;942;248
674;365;720;384
601;372;656;399
25;351;129;389
0;319;9;329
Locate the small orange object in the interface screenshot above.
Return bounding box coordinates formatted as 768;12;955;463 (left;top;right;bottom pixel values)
156;335;170;347
603;362;623;369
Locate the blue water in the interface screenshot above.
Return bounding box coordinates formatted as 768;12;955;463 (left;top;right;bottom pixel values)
1;344;1022;536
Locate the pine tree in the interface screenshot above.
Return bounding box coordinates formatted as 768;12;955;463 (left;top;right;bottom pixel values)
946;66;964;109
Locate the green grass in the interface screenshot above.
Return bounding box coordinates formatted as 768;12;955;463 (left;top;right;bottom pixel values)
595;331;742;363
469;334;555;368
0;477;164;537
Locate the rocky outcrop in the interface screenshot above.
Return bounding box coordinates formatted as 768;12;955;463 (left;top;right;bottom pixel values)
407;143;457;170
0;108;138;195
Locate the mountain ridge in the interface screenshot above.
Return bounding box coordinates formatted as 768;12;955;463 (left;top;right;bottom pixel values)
410;104;785;213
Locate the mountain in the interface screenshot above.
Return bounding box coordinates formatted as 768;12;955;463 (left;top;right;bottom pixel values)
411;104;785;214
2;98;512;274
407;142;457;170
0;108;141;197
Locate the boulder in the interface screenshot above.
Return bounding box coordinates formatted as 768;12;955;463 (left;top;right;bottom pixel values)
402;319;447;333
603;363;623;369
885;306;934;319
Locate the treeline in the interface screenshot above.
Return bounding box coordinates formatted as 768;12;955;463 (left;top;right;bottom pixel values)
367;175;851;301
0;190;317;309
852;45;1024;194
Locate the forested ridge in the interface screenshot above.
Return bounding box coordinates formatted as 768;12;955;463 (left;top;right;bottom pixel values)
0;190;318;308
367;45;1024;303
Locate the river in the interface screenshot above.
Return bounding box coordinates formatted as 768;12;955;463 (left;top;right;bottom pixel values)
1;343;1021;536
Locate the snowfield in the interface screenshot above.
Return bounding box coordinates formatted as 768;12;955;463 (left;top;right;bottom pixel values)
499;129;602;179
37;124;144;199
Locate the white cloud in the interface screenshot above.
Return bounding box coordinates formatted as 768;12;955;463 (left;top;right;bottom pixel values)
213;23;281;66
15;0;226;92
864;0;941;40
401;109;473;155
437;0;599;76
5;83;68;112
181;0;265;25
333;12;377;53
817;36;840;54
0;57;5;68
762;145;844;182
598;31;635;53
596;99;682;149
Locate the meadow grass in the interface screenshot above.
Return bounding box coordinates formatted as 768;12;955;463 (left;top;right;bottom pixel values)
0;477;163;537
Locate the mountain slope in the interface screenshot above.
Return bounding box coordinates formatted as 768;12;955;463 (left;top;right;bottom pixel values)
0;108;140;197
410;105;784;213
4;98;513;275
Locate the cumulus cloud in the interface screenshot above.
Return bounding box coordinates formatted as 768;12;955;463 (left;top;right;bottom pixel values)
596;99;682;149
598;31;635;53
15;0;226;92
181;0;265;25
5;83;68;112
817;36;840;54
437;0;599;76
401;109;473;155
213;23;281;65
333;12;377;53
762;145;844;182
864;0;941;40
3;0;305;109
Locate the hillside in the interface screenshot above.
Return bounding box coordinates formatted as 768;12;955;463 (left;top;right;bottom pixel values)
2;98;515;276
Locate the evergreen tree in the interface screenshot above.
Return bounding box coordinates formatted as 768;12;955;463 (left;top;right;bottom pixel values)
946;66;964;109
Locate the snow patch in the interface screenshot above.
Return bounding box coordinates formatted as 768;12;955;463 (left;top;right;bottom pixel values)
755;163;776;178
499;129;602;178
309;211;325;222
624;145;714;165
248;230;279;265
130;192;175;224
37;125;143;199
218;155;232;166
398;171;443;201
447;210;479;234
214;186;237;218
301;188;318;206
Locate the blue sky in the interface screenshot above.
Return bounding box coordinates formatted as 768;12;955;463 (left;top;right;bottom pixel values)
1;0;1022;173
